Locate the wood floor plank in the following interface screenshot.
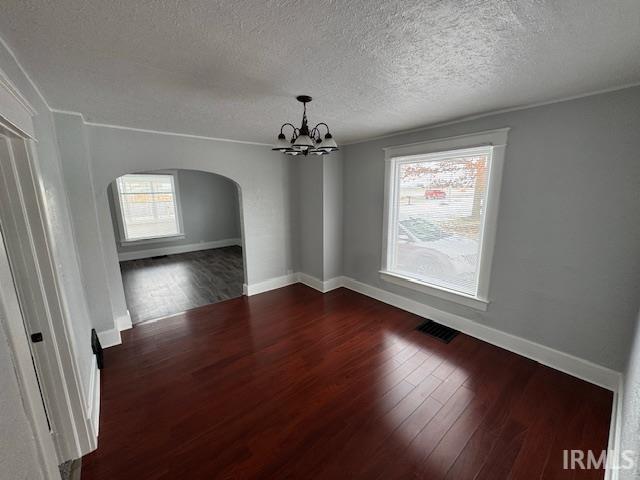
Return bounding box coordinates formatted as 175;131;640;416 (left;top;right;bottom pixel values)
81;285;612;480
120;246;244;324
444;353;537;479
474;417;529;480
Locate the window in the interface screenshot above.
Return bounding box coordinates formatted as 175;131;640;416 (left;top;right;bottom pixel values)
381;129;508;310
115;173;183;242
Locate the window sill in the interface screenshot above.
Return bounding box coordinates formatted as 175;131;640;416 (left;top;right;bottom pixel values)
379;270;489;311
121;234;185;247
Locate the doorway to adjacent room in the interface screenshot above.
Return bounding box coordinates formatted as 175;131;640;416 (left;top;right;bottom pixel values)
107;169;245;324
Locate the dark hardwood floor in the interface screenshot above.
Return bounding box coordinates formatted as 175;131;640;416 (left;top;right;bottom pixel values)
82;285;612;479
119;246;243;324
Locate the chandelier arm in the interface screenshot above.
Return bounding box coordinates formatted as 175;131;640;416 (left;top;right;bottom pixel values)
309;126;321;141
280;123;297;136
312;123;331;135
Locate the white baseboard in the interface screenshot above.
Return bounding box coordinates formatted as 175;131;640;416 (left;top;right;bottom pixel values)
98;311;131;349
244;272;344;296
605;376;624;480
97;268;623;467
297;273;345;293
340;276;621;391
86;356;100;446
322;276;346;292
117;238;241;261
96;327;121;348
116;310;132;331
297;272;324;292
244;273;298;296
105;267;622;392
241;272;620;390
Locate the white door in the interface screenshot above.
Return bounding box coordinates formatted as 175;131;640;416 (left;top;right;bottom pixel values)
0;221;60;478
0;125;97;462
0;76;94;473
0;221;53;425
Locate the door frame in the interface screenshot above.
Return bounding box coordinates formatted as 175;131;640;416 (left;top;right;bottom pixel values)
0;68;95;465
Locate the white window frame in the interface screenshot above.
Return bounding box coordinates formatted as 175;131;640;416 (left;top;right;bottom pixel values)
112;170;185;245
380;128;509;311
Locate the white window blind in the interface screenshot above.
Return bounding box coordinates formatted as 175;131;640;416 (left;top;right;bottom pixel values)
387;146;493;297
116;174;181;241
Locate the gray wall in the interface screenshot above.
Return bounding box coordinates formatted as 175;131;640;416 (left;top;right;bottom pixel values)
297;156;324;279
86;125;297;284
342;86;640;371
55;112;118;334
296;152;344;282
50;119;300;332
620;309;640;479
323;152;343;280
107;169;240;255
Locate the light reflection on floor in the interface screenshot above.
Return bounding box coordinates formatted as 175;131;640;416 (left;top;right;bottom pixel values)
374;329;476;475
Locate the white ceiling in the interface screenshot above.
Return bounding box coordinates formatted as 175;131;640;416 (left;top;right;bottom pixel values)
0;0;639;144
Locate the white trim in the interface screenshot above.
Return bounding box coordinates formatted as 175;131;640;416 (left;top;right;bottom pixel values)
132;268;620;392
296;272;324;292
85;121;271;146
50;81;640;149
49;108;83;119
96;328;122;349
0;35;52;111
297;273;344;293
340;276;620;391
47;109;272;147
91;268;624;478
0;67;36;138
0;67;36;115
343;82;640;146
382;128;509;156
379;270;489;311
96;312;130;350
120;234;185;247
117;237;241;261
605;376;624;480
116;310;132;331
322;276;344;293
243;273;298;296
381;129;508;310
86;356;100;438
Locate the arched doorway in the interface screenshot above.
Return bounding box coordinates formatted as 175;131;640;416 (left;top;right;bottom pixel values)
106;168;247;324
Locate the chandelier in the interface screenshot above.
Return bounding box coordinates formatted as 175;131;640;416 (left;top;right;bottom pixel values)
272;95;338;156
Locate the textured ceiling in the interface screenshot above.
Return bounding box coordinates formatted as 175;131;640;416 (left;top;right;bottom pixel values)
0;0;639;144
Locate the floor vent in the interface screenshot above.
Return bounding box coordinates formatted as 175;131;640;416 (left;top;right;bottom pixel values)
416;320;459;343
150;255;168;260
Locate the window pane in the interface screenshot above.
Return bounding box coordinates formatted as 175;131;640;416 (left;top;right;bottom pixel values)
391;151;490;296
117;174;180;240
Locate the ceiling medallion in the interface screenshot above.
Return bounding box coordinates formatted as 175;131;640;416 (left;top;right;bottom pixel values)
272;95;338;156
